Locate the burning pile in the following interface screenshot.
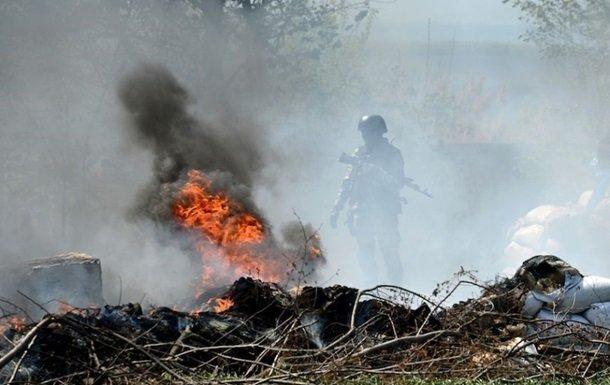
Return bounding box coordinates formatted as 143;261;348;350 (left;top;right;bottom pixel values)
119;65;324;297
173;169;280;290
0;277;433;383
169;168;324;300
6;256;610;383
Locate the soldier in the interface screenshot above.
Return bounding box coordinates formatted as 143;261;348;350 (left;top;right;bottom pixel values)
330;115;406;286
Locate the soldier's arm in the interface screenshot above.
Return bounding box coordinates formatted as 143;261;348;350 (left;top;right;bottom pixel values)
333;165;354;213
330;164;355;228
334;147;363;210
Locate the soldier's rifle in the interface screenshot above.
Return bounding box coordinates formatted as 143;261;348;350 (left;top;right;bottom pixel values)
339;152;433;199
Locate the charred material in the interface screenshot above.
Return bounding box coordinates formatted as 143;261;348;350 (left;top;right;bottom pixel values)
296;285;358;344
221;277;293;327
5;257;610;383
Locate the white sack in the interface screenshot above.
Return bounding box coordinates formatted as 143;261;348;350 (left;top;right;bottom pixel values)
522;292;544;317
531;309;600;352
531;273;610;313
536;309;590;325
584;302;610;327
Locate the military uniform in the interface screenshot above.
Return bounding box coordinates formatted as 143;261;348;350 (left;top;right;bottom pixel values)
333;117;405;285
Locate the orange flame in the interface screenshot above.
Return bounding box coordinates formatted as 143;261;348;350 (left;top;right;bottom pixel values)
211;297;234;313
8;316;26;333
172;170;283;291
57;302;76;314
0;315;27;335
309;245;322;258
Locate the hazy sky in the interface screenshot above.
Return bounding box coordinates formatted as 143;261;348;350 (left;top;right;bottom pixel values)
373;0;522;24
370;0;527;42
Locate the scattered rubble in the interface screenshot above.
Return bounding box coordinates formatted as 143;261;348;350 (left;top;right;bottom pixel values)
3;256;610;383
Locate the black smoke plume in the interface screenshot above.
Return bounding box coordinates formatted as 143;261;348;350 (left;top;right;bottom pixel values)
118;64;325;287
118;64;265;221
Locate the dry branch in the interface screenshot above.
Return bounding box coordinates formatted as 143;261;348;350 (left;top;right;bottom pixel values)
0;316;52;370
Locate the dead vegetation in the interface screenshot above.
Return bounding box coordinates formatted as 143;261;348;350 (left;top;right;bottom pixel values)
2;262;610;384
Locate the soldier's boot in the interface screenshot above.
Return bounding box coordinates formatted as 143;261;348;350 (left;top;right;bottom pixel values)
355;235;378;288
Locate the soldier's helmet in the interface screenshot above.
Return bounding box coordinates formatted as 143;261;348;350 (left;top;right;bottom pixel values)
358;114;387;134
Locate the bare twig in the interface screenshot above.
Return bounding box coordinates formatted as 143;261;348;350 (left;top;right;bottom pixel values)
0;316;52;370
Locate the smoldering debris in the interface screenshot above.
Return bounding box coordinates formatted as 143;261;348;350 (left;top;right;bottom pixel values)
6;256;610;383
0;277;432;383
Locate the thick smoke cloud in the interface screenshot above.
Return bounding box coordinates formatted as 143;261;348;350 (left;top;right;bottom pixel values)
3;0;610;308
118;64;265;219
118;63;324;292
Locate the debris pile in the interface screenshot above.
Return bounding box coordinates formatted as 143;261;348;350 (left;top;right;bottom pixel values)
3;256;610;383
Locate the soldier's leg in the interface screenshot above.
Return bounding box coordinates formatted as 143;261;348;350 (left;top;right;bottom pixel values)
356;235;377;286
351;211;378;287
378;214;403;285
